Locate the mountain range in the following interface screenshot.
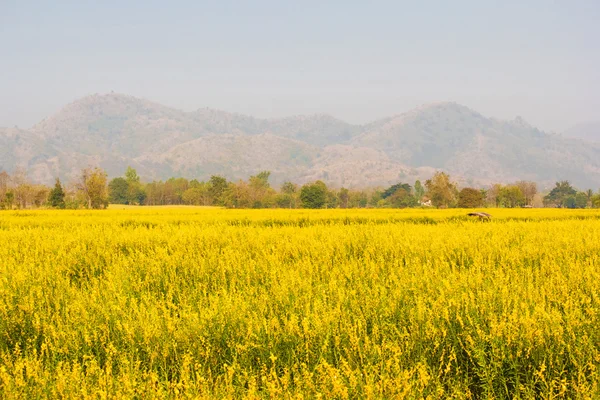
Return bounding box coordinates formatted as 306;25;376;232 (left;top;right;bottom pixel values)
1;93;600;189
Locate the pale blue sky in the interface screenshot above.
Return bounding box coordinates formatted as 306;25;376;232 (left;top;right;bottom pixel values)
1;0;598;131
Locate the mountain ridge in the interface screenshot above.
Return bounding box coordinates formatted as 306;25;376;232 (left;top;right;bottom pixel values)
2;93;600;189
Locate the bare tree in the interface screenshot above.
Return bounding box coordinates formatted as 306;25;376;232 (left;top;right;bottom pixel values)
0;170;10;202
11;168;31;209
515;181;538;206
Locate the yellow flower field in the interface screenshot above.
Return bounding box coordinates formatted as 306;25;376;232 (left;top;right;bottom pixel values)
1;208;599;398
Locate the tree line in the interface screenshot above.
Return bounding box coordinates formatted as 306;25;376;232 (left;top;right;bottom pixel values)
2;166;600;210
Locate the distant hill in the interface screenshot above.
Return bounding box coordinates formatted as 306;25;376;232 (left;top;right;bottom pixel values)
2;93;600;189
563;121;600;143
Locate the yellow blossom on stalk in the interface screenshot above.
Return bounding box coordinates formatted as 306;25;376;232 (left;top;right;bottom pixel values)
0;207;599;398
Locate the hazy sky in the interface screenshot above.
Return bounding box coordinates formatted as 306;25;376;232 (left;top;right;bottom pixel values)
1;0;598;131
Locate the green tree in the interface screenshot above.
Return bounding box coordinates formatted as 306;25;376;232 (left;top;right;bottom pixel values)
591;193;600;208
458;187;484;208
414;180;425;201
209;175;228;206
186;181;212;206
144;181;165;205
544;181;577;208
300;181;327;209
349;190;368;208
108;177;129;204
124;167;146;205
165;177;189;205
248;171;274;208
388;188;417;208
125;166;140;183
278;181;298;208
325;189;339;209
574;192;589;209
3;191;14;210
48;178;66;209
182;187;204;205
586;189;594;201
382;183;412;199
425;172;458;208
498;185;525;208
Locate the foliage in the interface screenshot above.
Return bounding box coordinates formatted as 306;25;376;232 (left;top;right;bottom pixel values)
457;187;484;208
414;180;425;201
47;178;66;209
277;181;299;209
209;175;228;206
544;181;577;208
108;177;129;204
563;191;590;209
182;183;212;206
0;171;9;208
425;172;457;208
300;181;328;209
338;187;350;208
125;166;140;183
575;192;589;209
592;193;600;208
1;191;14;210
77;167;109;209
515;181;538;206
498;185;526;208
381;182;412;199
388;188;418;208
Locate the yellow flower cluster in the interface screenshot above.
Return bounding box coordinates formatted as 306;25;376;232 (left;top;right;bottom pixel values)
0;207;599;398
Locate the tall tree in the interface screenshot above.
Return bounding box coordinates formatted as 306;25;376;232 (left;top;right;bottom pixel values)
586;189;594;202
125;166;140;183
574;192;589;209
300;181;328;209
544;181;577;208
279;181;298;209
382;183;412;199
388;187;417;208
515;181;538;206
182;181;211;206
3;192;14;210
124;166;146;204
0;171;9;207
498;185;525;208
414;180;425;201
48;178;66;209
145;181;166;206
591;192;600;208
425;172;458;208
77;167;109;209
248;171;274;208
165;177;189;205
209;175;228;206
11;168;30;209
338;188;350;208
458;187;484;208
108;177;129;204
486;184;503;207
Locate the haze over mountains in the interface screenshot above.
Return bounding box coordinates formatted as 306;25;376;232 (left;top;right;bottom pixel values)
2;93;600;189
562;122;600;143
